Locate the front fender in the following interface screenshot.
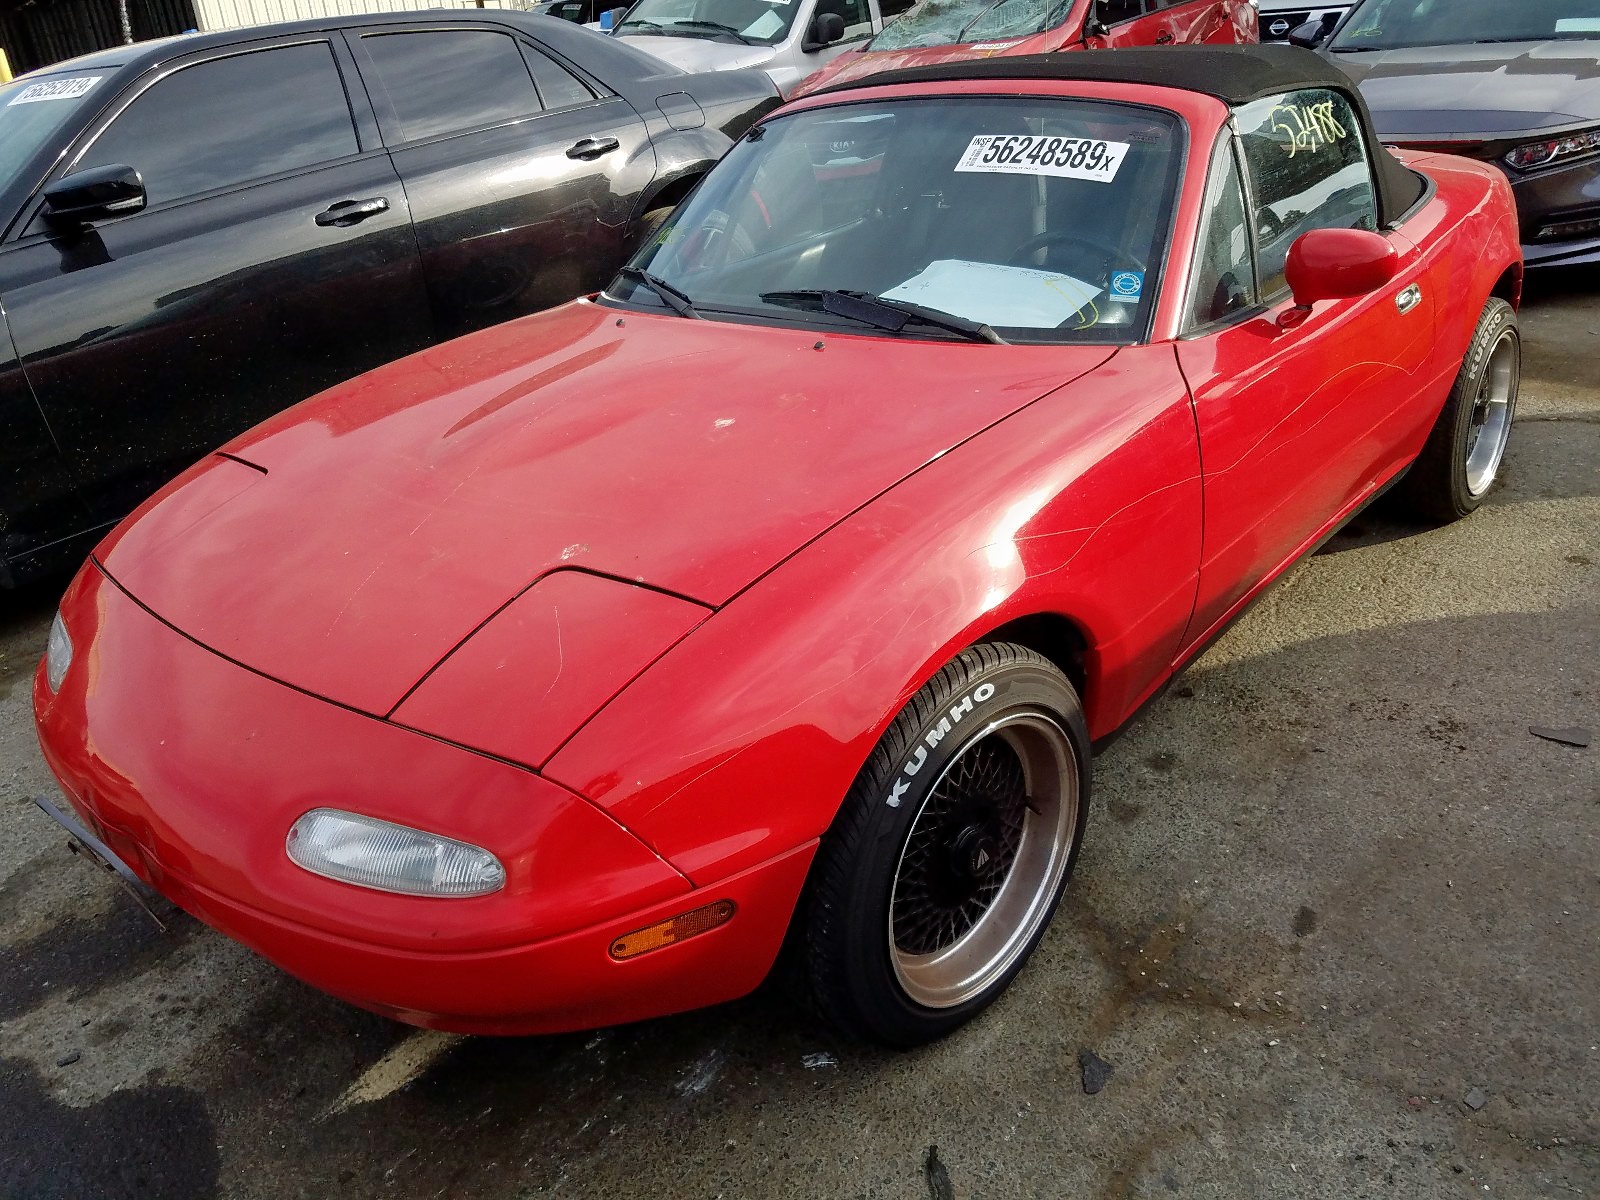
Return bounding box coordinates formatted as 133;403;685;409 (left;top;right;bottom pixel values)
542;344;1202;885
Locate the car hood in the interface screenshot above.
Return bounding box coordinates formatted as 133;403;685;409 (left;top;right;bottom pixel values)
613;34;776;73
1334;41;1600;137
97;301;1114;717
793;33;1056;97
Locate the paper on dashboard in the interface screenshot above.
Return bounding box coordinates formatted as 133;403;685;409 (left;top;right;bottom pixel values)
882;259;1098;328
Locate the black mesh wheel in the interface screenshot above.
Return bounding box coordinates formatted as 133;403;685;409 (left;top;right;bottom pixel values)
801;642;1090;1045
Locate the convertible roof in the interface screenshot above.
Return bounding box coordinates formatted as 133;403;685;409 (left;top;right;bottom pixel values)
815;46;1426;228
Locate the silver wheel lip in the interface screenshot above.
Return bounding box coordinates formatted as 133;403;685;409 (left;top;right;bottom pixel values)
1465;328;1518;498
887;708;1079;1011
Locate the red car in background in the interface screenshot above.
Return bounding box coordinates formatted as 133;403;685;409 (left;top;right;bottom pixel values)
34;48;1520;1047
794;0;1256;97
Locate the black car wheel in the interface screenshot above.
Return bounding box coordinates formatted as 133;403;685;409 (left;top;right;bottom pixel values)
1399;297;1520;522
802;642;1090;1045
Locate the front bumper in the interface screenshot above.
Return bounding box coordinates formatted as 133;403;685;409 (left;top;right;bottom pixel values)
1257;5;1349;41
33;562;814;1034
1512;154;1600;267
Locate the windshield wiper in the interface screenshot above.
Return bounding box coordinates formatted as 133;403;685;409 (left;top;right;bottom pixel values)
958;0;1022;40
617;16;664;29
670;19;753;42
617;267;700;318
759;289;1006;344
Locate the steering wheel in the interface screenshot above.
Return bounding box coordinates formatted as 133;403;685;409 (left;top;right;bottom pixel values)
1007;231;1146;288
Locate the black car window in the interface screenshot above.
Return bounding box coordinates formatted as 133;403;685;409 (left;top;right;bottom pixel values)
1235;88;1378;297
76;43;358;206
521;44;598;110
1185;135;1257;330
0;73;109;187
1101;0;1150;23
363;30;542;143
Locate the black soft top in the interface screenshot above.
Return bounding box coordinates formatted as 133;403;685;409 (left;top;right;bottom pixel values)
814;45;1425;227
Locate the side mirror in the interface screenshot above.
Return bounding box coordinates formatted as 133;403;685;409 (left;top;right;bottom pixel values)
1084;0;1109;38
803;11;846;51
1281;227;1399;325
1286;19;1328;48
42;164;146;225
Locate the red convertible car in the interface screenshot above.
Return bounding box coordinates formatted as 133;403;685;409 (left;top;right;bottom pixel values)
34;48;1521;1045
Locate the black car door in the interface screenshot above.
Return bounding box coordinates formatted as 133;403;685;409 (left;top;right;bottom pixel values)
349;23;655;340
0;35;435;529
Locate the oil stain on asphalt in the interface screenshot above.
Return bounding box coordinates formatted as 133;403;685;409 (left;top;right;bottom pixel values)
0;893;197;1022
0;1057;219;1200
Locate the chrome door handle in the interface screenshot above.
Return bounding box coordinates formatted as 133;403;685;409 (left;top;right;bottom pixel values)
314;197;390;227
1395;283;1423;314
567;137;621;160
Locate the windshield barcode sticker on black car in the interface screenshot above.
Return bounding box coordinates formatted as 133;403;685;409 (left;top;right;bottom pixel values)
955;134;1130;183
7;76;102;105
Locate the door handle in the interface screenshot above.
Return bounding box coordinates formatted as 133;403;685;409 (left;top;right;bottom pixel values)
1395;283;1423;314
1154;28;1175;43
566;136;621;160
314;197;390;227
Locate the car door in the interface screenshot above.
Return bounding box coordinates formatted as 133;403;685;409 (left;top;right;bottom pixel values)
1149;0;1254;42
1089;0;1238;45
1174;89;1435;649
350;23;656;341
0;36;434;529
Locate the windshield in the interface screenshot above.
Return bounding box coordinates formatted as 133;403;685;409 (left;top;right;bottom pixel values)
871;0;1077;50
616;0;804;44
0;72;108;188
1330;0;1600;50
609;97;1182;344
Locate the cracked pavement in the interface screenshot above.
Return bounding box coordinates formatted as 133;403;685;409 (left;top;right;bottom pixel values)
1;272;1596;1199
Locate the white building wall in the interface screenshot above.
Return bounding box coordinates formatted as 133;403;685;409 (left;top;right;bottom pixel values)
192;0;525;33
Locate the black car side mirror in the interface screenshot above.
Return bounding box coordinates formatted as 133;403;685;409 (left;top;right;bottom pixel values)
803;11;846;51
42;164;147;225
1084;0;1109;38
1287;19;1328;48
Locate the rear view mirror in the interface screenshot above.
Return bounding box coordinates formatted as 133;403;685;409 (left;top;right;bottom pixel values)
42;164;147;225
1281;227;1399;325
1287;19;1328;48
803;10;846;51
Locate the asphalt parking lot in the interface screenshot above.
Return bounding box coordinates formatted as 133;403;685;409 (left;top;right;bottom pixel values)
2;274;1596;1200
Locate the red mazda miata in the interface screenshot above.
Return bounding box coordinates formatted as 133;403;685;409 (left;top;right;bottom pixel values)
34;48;1521;1045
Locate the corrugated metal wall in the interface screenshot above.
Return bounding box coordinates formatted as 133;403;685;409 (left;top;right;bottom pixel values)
1;0;198;73
192;0;523;31
0;0;531;73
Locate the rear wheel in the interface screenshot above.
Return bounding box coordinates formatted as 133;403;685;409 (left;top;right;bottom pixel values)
1399;297;1519;522
802;643;1090;1045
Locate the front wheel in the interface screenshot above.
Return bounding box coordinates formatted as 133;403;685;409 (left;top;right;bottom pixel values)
802;643;1090;1045
1398;297;1520;522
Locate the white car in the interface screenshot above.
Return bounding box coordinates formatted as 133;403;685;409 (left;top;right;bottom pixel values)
610;0;902;96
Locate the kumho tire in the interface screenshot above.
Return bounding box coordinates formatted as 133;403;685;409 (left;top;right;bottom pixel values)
1400;297;1520;522
802;642;1091;1046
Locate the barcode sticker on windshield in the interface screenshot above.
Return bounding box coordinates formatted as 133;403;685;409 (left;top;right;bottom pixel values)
7;76;102;105
955;134;1130;183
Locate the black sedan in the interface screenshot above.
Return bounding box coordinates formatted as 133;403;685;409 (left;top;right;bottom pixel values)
0;11;777;588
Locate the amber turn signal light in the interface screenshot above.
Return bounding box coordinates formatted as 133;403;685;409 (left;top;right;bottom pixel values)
609;899;736;960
